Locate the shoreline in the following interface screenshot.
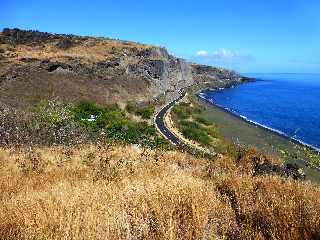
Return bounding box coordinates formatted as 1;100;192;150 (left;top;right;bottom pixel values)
192;82;320;181
197;92;320;153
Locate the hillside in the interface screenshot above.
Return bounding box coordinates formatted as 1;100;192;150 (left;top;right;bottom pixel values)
0;28;246;110
1;28;319;240
1;144;320;239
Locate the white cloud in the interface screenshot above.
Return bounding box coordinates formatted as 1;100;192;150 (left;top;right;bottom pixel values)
194;48;252;65
212;48;240;60
196;50;209;57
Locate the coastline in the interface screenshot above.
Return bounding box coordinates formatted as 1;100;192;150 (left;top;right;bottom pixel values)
197;91;320;153
192;82;320;181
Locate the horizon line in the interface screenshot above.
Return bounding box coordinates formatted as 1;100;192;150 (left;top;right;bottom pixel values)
241;72;320;75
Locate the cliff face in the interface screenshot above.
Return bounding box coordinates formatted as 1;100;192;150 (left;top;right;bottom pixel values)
0;28;246;109
124;46;244;100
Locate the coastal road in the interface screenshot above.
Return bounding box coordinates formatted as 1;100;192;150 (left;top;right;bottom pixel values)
154;90;186;146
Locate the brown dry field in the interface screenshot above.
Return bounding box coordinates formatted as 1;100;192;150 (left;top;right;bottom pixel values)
0;144;320;240
0;32;152;64
0;33;156;110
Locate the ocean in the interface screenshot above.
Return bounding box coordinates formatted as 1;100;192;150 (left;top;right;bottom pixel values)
199;73;320;150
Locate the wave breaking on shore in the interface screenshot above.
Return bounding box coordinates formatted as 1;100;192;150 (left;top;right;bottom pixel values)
198;91;320;152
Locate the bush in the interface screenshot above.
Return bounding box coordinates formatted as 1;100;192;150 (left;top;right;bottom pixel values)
125;103;136;113
206;125;220;138
28;100;89;145
0;101;92;146
34;101;72;127
135;106;155;119
72;101;105;121
191;106;202;115
172;102;203;121
0;100;168;149
179;120;211;146
72;102;161;147
172;104;191;120
305;148;320;168
171;98;223;148
194;116;212;126
72;101;126;131
154;136;173;150
126;103;155;120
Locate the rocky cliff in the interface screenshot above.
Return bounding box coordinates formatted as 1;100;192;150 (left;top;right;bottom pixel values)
0;28;248;109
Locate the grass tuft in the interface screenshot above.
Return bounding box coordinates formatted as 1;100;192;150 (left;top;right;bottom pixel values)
0;144;319;239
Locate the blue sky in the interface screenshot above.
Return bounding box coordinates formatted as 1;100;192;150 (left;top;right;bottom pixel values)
1;0;320;73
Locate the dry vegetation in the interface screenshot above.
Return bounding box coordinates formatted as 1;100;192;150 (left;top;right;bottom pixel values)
0;29;160;110
2;37;150;65
0;31;152;65
0;143;320;239
1;28;320;240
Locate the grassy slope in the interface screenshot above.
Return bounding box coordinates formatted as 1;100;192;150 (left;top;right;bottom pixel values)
0;31;155;110
1;30;320;239
0;144;320;239
0;33;151;63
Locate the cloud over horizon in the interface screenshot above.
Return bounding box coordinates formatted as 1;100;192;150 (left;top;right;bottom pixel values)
194;48;252;65
195;50;209;57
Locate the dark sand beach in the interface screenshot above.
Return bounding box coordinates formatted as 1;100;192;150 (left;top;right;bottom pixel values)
197;96;320;182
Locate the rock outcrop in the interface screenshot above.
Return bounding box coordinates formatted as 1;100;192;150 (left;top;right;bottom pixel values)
0;28;249;109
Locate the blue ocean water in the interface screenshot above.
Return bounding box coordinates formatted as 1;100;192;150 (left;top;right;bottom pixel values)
199;73;320;149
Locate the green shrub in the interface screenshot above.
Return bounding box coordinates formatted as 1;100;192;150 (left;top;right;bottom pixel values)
73;101;105;121
0;99;171;149
181;128;211;146
178;120;211;146
194;116;212;126
125;103;136;113
179;102;191;108
206;125;220;138
171;97;224;148
136;106;155;119
72;101;126;131
279;145;320;168
191;106;202;115
34;101;71;127
172;102;203;121
172;105;190;119
304;148;320;168
28;100;88;144
98;109;126;128
154;136;172;150
125;103;155;119
106;122;139;143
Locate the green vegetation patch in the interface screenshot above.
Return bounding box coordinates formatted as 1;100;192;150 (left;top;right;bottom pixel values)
194;115;212;126
171;97;222;148
205;125;220;138
126;103;155;119
172;103;191;120
178;120;211;146
71;101;168;148
281;146;320;169
136;106;155;119
2;100;171;149
73;101;125;130
171;101;204;121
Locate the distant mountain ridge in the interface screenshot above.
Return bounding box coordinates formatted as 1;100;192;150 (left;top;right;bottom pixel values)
0;28;248;109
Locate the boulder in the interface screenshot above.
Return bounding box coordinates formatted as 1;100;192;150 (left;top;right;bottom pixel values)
56;38;75;49
40;60;72;72
96;60;119;69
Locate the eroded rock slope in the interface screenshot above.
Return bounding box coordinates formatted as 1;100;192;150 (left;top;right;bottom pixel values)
0;28;247;109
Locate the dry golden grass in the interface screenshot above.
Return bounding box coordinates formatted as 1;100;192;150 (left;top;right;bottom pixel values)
1;36;152;65
0;144;319;240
